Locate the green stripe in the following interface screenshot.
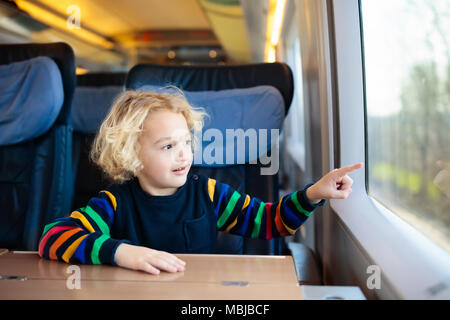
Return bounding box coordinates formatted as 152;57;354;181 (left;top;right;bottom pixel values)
82;205;110;235
43;221;60;236
217;191;241;229
291;192;313;217
251;202;265;239
91;234;109;265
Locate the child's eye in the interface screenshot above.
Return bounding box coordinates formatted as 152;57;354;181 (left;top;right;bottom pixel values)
162;144;172;150
186;139;192;145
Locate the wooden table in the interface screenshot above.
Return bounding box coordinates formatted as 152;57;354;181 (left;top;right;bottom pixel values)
0;251;302;300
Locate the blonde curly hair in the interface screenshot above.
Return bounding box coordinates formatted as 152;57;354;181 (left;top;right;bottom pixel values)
90;89;206;183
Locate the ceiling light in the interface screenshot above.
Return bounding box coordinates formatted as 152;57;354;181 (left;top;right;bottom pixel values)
270;0;286;46
265;0;286;62
15;0;114;49
167;50;176;59
209;50;217;59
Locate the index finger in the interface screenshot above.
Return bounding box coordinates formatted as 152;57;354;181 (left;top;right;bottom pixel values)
335;162;363;176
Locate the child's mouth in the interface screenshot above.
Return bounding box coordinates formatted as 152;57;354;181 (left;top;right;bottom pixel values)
172;166;187;175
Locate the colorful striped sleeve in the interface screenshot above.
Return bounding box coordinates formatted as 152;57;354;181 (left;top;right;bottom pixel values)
207;179;326;240
38;190;128;265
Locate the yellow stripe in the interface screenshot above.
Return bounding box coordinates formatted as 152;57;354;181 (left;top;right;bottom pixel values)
70;211;95;233
225;195;250;232
62;234;88;263
277;197;296;235
281;220;296;235
207;179;216;202
225;216;239;232
100;190;117;211
242;195;250;209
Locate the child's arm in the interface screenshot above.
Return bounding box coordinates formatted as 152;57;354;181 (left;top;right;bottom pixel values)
207;163;363;239
38;190;125;265
38;190;185;274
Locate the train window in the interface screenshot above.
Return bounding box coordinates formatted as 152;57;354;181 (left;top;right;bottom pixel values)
360;0;450;252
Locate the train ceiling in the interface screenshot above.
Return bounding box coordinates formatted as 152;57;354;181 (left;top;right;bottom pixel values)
0;0;271;70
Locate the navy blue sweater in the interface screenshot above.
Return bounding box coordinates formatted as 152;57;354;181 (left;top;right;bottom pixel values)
39;174;325;265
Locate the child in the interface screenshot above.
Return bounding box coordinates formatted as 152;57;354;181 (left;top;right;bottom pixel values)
39;90;363;275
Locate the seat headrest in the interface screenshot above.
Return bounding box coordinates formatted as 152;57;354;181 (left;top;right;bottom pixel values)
139;85;284;167
0;42;76;125
0;56;64;146
126;62;294;115
71;86;124;134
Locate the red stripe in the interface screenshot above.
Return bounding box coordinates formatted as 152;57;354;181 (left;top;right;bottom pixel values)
39;226;74;258
265;202;273;240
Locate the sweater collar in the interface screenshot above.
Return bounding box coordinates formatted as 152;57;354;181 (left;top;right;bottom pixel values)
130;177;189;202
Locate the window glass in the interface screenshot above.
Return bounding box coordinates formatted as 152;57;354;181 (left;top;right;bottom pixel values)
361;0;450;252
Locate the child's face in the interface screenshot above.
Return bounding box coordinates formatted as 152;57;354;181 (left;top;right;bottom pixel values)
137;109;193;196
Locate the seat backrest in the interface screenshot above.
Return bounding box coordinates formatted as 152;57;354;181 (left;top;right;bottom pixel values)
0;43;76;250
126;63;294;255
71;73;126;211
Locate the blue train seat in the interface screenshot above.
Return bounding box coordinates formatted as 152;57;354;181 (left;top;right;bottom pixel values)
0;43;76;250
126;63;294;255
71;73;126;210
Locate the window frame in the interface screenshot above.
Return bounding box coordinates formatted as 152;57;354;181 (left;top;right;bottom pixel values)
331;0;450;299
281;6;307;172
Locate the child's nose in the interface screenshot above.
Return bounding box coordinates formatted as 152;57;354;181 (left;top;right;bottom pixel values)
176;144;188;159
